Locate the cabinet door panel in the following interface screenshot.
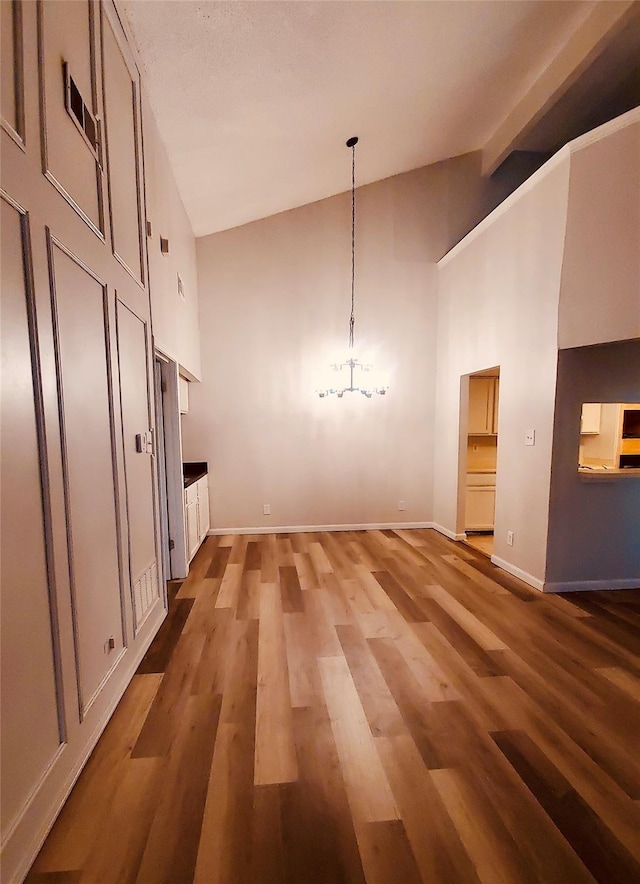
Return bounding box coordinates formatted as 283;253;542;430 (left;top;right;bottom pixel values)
465;487;496;531
1;0;24;141
50;240;124;716
102;12;144;283
468;377;494;434
580;402;602;434
116;301;159;630
492;377;500;433
39;0;103;232
1;1;17;130
1;199;62;837
198;476;210;539
186;498;199;561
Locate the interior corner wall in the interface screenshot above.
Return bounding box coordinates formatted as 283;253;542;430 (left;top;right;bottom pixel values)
181;157;493;531
545;340;640;590
142;92;201;379
558;111;640;350
433;157;571;588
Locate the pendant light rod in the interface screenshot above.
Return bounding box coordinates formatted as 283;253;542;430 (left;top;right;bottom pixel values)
316;135;388;398
347;136;358;350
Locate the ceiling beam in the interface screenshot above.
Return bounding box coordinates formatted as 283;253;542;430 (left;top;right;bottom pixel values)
482;0;640;176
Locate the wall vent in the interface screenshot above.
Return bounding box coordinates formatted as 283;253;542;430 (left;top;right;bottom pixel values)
63;62;101;163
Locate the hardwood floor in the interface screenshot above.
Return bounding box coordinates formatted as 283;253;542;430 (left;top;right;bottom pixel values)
27;529;640;883
464;533;494;557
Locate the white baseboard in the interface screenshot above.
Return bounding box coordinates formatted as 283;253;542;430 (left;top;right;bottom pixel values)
207;521;433;536
431;523;466;542
490;555;545;592
543;577;640;593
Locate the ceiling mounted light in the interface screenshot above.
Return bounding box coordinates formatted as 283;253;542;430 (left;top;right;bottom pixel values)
317;136;388;399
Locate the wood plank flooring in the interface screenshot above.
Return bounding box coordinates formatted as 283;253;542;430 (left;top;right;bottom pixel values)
27;529;640;884
464;533;494;557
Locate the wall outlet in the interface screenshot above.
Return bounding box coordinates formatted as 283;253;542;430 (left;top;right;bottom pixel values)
507;530;514;546
263;504;271;515
525;429;535;446
398;500;406;511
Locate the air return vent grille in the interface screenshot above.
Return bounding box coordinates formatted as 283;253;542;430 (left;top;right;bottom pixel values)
63;62;101;163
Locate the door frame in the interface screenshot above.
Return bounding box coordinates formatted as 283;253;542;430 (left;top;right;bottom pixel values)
154;350;188;579
457;366;501;540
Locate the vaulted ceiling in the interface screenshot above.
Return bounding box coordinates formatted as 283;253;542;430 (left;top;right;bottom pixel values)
119;0;640;237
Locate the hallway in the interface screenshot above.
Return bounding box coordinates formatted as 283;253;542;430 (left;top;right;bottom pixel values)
27;529;640;883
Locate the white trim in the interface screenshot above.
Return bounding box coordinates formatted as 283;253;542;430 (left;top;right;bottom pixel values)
543;577;640;594
438;149;569;266
490;555;544;592
0;743;66;850
563;105;640;155
207;522;433;536
439;107;640;268
159;360;188;580
431;523;466;542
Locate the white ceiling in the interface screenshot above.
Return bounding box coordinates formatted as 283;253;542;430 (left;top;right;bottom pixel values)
119;0;595;237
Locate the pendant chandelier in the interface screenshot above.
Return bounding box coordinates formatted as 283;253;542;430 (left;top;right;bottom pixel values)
317;136;388;398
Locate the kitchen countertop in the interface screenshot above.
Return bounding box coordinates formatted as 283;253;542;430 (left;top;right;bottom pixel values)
183;461;208;488
578;466;640;479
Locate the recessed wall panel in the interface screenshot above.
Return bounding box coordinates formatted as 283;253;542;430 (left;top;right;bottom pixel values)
1;198;61;838
102;16;144;283
39;0;103;232
50;242;124;715
117;302;159;628
1;0;19;134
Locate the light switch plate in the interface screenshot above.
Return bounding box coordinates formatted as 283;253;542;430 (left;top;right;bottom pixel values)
525;429;535;446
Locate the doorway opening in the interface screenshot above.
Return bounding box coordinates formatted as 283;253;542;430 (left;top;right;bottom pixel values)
462;367;500;557
153;353;189;582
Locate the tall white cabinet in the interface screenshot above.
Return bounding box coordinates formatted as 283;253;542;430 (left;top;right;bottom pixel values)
0;3;185;880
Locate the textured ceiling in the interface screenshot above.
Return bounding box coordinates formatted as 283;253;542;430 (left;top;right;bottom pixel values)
119;0;595;237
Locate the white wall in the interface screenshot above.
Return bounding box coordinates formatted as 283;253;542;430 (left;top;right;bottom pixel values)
433;156;571;587
143;93;201;379
546;340;640;591
182;156;499;531
432;109;640;591
558;110;640;350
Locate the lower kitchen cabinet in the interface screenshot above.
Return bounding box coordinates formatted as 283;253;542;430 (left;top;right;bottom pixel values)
465;474;496;531
185;473;210;563
198;474;210;537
